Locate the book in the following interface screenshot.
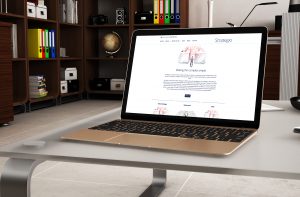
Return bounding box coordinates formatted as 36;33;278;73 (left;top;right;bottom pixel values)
11;24;18;58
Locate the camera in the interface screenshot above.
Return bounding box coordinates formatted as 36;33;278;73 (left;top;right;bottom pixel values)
90;15;108;25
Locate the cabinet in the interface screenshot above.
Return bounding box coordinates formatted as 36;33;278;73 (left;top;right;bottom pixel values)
0;22;13;124
0;0;188;111
0;0;84;110
264;31;281;100
84;0;189;96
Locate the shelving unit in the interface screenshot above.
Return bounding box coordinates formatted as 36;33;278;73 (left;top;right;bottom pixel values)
0;0;189;112
84;0;189;96
0;0;84;110
0;22;14;124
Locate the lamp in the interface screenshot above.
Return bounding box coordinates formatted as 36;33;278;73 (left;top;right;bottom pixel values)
240;2;278;26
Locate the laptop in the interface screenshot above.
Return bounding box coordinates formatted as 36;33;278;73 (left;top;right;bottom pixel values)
62;27;268;155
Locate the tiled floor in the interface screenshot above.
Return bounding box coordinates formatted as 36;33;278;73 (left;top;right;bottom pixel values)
1;100;300;197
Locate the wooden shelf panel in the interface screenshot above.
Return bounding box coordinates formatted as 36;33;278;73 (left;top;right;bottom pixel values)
88;90;123;95
29;95;57;104
0;13;25;19
86;57;128;61
27;17;57;24
60;92;82;97
134;23;180;27
28;58;58;61
59;57;82;61
86;24;129;28
60;22;82;27
12;58;26;62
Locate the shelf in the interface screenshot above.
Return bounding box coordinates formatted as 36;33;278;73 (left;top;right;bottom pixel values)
28;58;58;61
87;57;128;61
60;22;82;27
134;23;181;27
12;58;26;62
86;24;129;28
0;12;25;19
27;17;57;24
29;95;57;103
88;90;123;95
60;92;82;97
59;57;82;61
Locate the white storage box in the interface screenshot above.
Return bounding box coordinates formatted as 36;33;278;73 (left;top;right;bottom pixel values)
38;0;45;6
36;4;47;19
110;79;125;91
60;81;68;94
27;2;36;18
61;67;77;80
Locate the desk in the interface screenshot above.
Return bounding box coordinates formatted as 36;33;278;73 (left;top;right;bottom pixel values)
0;101;300;197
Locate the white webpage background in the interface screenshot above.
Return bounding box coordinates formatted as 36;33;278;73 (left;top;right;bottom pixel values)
126;33;262;121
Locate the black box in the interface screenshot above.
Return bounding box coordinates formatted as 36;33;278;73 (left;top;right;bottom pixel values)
89;78;111;90
67;80;79;93
90;15;108;25
134;11;153;24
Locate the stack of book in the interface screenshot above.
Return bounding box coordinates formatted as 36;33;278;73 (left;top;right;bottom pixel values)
29;75;48;98
59;0;79;24
11;24;18;58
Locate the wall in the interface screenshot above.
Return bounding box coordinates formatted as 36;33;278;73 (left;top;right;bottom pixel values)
189;0;289;29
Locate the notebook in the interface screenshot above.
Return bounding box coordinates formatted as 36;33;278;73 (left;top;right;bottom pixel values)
62;27;268;155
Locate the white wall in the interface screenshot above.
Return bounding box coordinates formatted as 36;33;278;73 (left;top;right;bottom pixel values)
189;0;289;29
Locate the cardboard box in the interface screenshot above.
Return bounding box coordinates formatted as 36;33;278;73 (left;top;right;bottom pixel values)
110;79;125;91
27;2;36;18
60;81;68;94
36;4;47;19
61;67;77;80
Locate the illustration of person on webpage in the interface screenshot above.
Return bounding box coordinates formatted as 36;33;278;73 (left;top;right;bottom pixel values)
204;106;219;118
178;46;206;67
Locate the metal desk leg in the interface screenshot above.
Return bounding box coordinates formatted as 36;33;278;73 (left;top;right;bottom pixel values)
0;158;43;197
140;169;167;197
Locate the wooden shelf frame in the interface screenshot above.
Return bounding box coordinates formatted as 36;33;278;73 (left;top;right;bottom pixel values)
84;0;189;95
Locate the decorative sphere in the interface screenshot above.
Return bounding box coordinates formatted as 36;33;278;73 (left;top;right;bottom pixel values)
102;31;122;56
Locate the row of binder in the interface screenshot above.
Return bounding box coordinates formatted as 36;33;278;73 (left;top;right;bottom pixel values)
154;0;180;24
27;28;56;58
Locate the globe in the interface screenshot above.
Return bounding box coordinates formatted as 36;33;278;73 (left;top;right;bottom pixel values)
102;31;122;57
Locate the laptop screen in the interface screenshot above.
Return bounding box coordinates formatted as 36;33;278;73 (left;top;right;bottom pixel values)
122;27;267;128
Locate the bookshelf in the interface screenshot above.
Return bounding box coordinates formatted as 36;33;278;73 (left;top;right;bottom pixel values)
0;0;84;110
0;0;189;112
0;22;13;124
84;0;189;96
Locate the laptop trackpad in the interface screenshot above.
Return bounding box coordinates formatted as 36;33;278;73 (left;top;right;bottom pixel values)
107;133;238;155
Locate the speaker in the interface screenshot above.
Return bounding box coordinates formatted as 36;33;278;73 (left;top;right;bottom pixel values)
289;0;300;12
116;8;125;24
275;15;282;31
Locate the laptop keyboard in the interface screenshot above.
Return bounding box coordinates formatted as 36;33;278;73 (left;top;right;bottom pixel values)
90;120;254;143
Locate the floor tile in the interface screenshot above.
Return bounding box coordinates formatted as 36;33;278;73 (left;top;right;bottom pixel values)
32;177;147;197
181;172;300;197
35;162;191;191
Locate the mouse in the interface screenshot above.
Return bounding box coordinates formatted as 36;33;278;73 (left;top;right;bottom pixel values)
294;127;300;133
